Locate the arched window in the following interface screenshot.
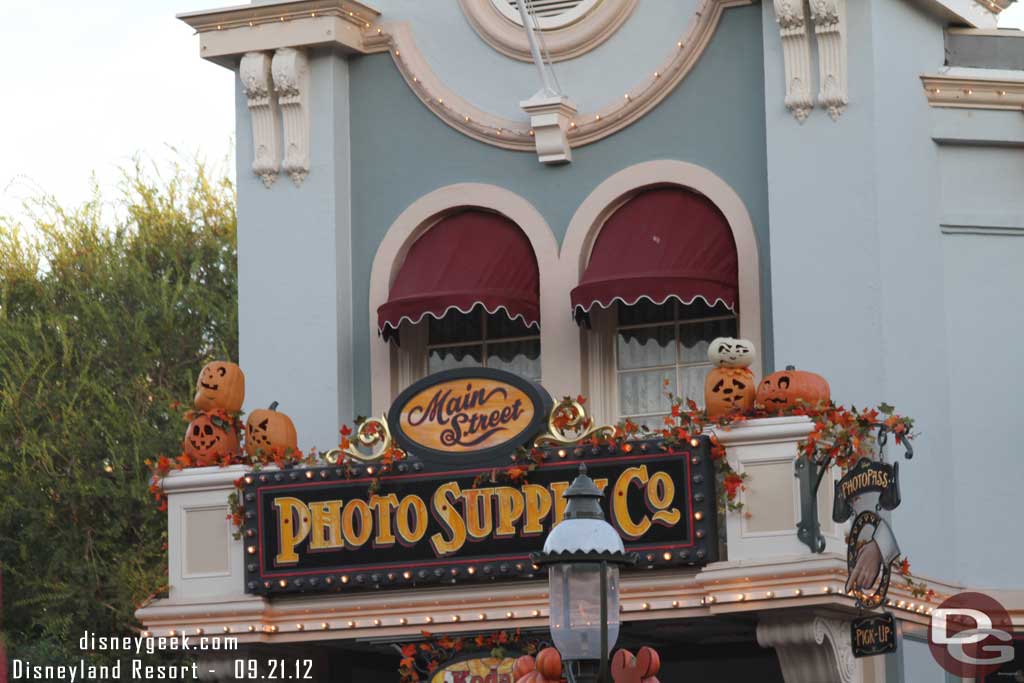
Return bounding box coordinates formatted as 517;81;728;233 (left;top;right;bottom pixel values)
377;209;541;385
572;187;740;425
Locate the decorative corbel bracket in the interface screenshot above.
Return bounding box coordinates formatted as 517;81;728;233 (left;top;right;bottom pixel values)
809;0;848;120
271;48;311;186
239;52;280;188
757;616;857;683
520;94;577;165
772;0;814;122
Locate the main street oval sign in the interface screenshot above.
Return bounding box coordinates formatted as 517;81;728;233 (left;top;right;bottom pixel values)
388;368;552;465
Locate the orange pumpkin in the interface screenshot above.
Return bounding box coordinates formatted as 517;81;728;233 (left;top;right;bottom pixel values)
534;648;562;680
637;646;660;683
183;412;240;466
756;365;830;411
194;361;245;413
515;673;546;683
704;366;755;417
245;401;298;457
513;655;536;682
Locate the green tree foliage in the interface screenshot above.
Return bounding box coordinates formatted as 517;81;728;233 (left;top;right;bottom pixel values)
0;162;237;663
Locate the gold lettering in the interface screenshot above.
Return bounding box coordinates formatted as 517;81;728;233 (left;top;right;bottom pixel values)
341;498;372;548
549;481;570;524
274;497;311;565
613;466;652;540
430;483;467;556
396;495;428;545
522;484;552;536
646;471;681;527
308;500;343;551
494;487;525;538
463;487;495;540
369;494;399;548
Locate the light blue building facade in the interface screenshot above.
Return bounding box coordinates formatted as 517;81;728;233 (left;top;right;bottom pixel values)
172;0;1024;679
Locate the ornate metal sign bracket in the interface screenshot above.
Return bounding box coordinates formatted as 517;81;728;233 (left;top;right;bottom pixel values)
796;423;914;554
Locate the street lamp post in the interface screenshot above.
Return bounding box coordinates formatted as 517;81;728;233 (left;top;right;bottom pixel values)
532;465;637;683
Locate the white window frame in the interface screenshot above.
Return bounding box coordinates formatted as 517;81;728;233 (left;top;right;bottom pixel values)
393;311;542;390
489;0;604;29
583;302;738;425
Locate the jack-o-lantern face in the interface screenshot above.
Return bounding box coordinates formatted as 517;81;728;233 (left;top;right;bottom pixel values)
756;365;831;411
707;337;756;368
704;366;755;418
194;361;245;413
245;401;298;458
183;413;241;465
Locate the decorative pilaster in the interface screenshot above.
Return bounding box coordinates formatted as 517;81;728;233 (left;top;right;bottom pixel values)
809;0;848;120
772;0;814;122
271;48;311;186
239;52;280;188
520;94;577;165
757;616;858;683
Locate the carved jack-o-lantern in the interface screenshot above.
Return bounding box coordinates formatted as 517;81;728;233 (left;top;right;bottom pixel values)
193;361;245;413
756;365;831;411
183;413;241;466
245;401;298;458
704;367;755;418
708;337;756;369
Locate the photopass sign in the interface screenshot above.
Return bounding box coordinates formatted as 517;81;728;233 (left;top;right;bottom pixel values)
241;368;719;595
929;592;1017;679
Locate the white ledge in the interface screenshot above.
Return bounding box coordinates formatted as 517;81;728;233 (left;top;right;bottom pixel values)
711;415;815;445
922;67;1024;110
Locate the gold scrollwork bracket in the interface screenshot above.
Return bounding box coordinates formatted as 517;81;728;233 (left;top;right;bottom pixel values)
533;399;617;448
323;414;404;465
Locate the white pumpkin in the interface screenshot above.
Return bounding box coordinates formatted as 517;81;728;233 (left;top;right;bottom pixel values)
708;337;755;368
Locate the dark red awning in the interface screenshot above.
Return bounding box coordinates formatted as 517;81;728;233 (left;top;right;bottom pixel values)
378;210;539;341
570;187;738;319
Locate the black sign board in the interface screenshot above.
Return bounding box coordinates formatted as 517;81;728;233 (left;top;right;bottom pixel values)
833;458;900;523
242;438;718;595
851;612;898;658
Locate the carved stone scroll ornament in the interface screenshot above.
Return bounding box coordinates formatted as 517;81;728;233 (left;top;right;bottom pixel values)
809;0;848;120
757;616;857;683
772;0;814;122
238;52;280;188
271;48;311;186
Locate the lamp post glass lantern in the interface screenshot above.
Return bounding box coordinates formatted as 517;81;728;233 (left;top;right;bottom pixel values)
532;465;637;683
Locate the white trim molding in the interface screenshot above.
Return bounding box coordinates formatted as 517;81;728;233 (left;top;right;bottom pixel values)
271;48;311;186
772;0;814;122
239;52;281;187
368;185;566;415
176;0;380;67
181;0;754;153
757;616;858;683
456;0;638;63
809;0;848;120
520;94;577;164
921;67;1024;111
369;0;755;150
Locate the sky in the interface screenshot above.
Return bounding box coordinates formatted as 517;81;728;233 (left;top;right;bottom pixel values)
1;1;1022;222
0;0;236;221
